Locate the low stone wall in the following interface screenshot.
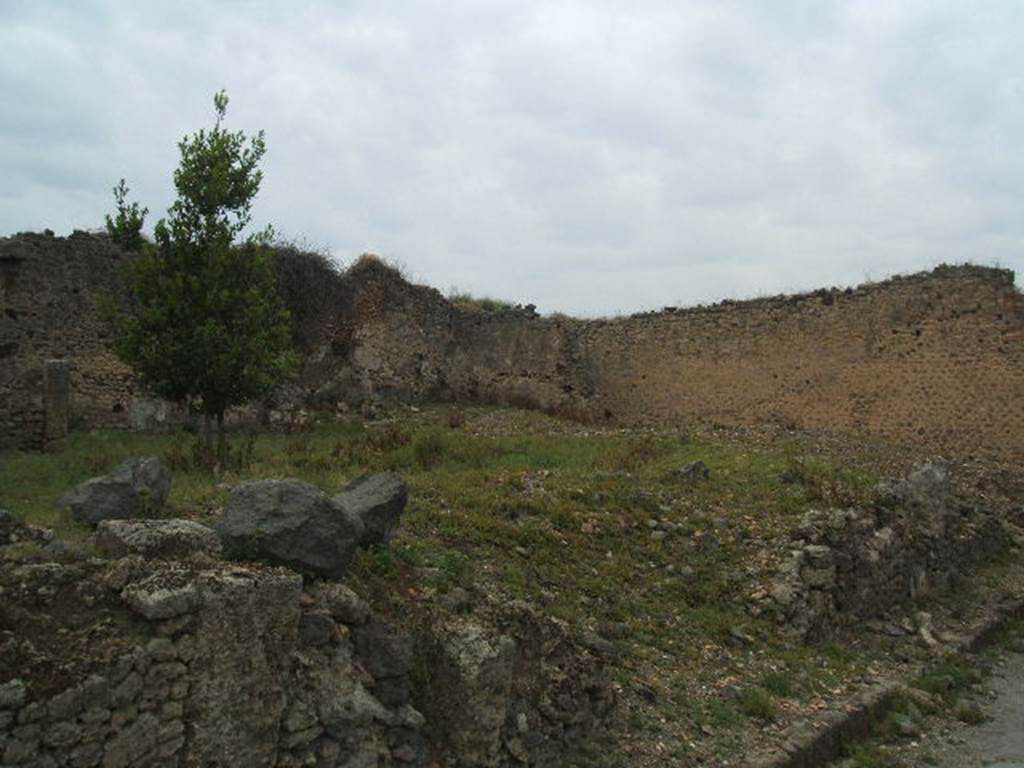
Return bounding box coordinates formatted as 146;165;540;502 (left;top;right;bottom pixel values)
754;465;1014;640
0;555;612;768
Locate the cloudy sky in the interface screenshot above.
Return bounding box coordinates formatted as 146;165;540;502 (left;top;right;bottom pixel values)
2;2;1022;316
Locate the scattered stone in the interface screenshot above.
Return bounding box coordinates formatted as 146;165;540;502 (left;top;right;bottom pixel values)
215;479;364;578
677;461;711;481
891;712;920;738
442;586;474;613
56;456;172;527
95;519;222;560
334;472;408;548
580;630;616;657
729;625;755;646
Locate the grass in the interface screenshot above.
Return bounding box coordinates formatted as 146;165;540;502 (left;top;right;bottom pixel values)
1;404;947;765
447;290;516;313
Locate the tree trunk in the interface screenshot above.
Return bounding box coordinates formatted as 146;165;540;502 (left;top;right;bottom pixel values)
202;413;214;454
216;411;227;465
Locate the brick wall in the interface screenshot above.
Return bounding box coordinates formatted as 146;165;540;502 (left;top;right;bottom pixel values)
577;265;1024;459
0;232;135;449
2;230;1021;460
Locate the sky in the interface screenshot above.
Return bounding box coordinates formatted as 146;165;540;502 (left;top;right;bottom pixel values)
1;1;1022;317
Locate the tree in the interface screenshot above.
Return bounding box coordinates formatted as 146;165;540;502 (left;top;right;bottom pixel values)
105;179;148;251
110;90;294;460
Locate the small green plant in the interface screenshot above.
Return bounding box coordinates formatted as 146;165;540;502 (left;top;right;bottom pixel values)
913;655;979;704
955;701;989;725
846;743;904;768
351;546;398;577
760;670;794;698
737;686;777;721
412;430;448;469
1;541;45;563
105;179;148;252
448;289;514;313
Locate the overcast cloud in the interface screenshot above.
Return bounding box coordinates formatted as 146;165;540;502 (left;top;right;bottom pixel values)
1;1;1022;316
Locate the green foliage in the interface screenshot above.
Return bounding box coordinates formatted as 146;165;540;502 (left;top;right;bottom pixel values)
108;91;295;458
105;179;148;251
448;288;515;313
913;655;980;704
760;670;795;698
954;701;989;724
737;686;777;721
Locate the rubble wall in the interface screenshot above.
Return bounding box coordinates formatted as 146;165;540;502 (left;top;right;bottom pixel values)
0;556;611;768
578;266;1024;459
0;231;135;449
756;465;1013;640
2;230;1022;460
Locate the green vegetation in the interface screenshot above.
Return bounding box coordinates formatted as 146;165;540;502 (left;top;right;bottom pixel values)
105;178;148;252
105;90;294;461
0;404;895;761
447;289;515;313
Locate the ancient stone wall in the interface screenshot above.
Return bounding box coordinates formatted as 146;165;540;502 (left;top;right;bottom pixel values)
0;555;611;767
2;230;1022;460
577;265;1024;459
0;231;135;449
754;464;1013;640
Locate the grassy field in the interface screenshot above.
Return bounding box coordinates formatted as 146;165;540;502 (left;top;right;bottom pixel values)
3;404;1005;766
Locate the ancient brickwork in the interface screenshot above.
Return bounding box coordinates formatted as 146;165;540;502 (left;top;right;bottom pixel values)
578;265;1024;459
0;231;134;448
2;230;1022;460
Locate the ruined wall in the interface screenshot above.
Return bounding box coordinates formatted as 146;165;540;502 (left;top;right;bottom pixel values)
753;464;1013;640
0;231;135;448
2;230;1022;461
0;554;611;767
273;255;589;419
578;266;1024;459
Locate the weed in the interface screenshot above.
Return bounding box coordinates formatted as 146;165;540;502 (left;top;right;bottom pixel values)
954;701;989;725
760;670;795;698
738;686;777;721
412;430;448;469
913;656;980;704
351;547;398;578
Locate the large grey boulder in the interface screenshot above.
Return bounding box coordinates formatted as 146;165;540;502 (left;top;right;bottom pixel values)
56;456;172;527
335;472;408;548
95;519;222;560
215;479;364;578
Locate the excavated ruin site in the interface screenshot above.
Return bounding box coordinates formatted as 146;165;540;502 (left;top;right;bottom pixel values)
2;230;1023;768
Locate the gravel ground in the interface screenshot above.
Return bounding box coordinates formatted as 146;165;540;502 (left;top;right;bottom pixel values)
924;648;1024;768
832;637;1024;768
